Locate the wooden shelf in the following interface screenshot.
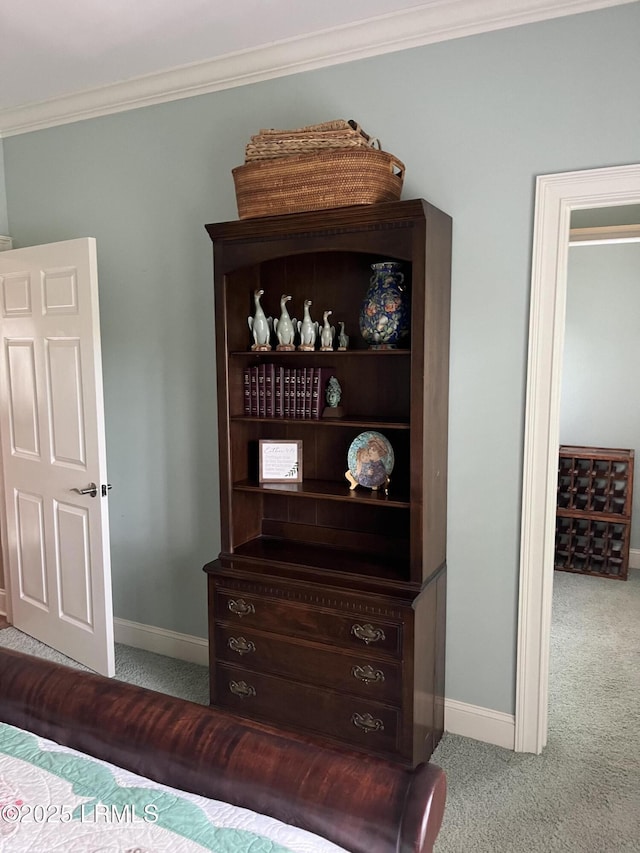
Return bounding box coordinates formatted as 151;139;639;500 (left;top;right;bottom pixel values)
230;349;411;358
233;478;410;507
556;507;629;524
230;416;410;430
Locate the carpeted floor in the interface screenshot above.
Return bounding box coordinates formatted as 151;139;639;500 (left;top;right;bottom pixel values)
1;570;638;851
0;628;210;706
431;569;640;852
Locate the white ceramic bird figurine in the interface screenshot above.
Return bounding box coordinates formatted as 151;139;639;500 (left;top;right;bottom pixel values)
273;294;297;350
297;299;318;351
337;321;349;351
247;289;272;350
319;310;335;351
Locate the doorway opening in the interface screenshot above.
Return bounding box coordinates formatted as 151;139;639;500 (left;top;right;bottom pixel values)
515;163;640;753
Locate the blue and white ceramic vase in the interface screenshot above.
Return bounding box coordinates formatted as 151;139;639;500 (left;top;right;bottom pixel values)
359;261;409;348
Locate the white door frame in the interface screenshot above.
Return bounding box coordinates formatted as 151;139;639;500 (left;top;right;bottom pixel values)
515;162;640;753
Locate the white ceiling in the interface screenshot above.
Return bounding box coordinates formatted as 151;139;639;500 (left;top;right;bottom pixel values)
1;0;429;111
0;0;633;136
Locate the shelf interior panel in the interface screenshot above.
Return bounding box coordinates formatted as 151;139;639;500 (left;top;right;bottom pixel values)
229;356;410;423
230;535;410;584
229;422;411;494
224;251;413;354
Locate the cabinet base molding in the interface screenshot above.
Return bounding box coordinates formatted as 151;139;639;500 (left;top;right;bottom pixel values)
445;698;515;750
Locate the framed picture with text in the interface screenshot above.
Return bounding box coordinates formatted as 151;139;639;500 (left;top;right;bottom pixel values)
259;439;303;483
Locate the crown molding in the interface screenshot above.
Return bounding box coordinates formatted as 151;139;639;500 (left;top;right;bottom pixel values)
0;0;632;138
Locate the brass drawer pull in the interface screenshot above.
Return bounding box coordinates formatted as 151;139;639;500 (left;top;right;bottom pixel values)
228;598;255;618
351;623;386;645
229;680;256;699
351;712;384;733
352;664;385;684
228;636;256;656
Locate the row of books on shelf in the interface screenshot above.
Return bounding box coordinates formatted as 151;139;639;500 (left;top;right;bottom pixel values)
243;365;334;419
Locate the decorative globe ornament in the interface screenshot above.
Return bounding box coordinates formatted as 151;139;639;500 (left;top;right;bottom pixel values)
359;261;409;348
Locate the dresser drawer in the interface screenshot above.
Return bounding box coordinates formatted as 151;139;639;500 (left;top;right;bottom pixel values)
215;624;401;703
214;663;400;756
215;587;402;657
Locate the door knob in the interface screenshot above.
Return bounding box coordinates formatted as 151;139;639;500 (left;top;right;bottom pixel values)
72;482;112;498
73;482;98;497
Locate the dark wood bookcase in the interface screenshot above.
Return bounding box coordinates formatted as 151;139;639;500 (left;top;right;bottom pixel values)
555;445;634;581
204;199;451;766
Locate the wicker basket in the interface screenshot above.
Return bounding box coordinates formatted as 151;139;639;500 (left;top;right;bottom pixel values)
232;148;405;219
245;119;376;162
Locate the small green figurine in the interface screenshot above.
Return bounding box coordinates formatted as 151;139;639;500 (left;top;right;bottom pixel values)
323;375;344;419
326;376;341;408
337;321;349;351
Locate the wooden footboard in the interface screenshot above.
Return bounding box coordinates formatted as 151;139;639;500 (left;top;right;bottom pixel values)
0;648;446;853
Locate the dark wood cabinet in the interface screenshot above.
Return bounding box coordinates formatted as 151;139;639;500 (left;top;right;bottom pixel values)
555;445;634;581
204;199;451;766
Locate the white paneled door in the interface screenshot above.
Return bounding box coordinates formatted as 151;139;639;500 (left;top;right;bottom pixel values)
0;239;114;675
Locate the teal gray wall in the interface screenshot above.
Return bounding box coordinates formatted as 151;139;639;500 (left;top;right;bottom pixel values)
561;243;640;549
572;206;640;227
0;141;8;235
3;2;640;715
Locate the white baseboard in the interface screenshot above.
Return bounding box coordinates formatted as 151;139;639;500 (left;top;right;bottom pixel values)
0;588;6;616
445;698;515;750
114;617;208;666
629;549;640;570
